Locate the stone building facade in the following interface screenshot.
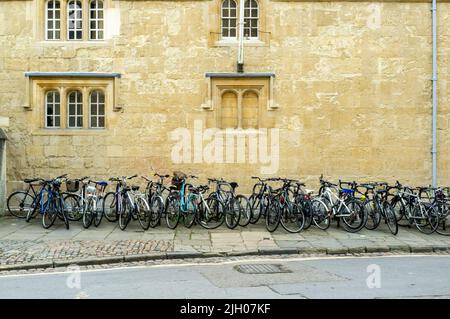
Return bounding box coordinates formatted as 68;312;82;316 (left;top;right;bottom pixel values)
0;0;449;195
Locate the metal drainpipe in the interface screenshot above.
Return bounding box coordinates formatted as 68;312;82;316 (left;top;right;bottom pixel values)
432;0;437;187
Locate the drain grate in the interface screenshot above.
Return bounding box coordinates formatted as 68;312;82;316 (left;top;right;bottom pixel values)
234;263;291;274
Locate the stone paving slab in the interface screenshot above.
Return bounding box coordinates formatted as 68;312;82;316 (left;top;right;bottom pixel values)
1;216;450;271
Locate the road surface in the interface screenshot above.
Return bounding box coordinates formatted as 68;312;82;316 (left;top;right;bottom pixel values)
1;255;450;299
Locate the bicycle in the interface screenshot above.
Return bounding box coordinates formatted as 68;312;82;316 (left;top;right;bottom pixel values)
7;178;43;219
165;173;199;228
81;180;109;228
142;172;170;228
208;178;247;229
314;176;366;233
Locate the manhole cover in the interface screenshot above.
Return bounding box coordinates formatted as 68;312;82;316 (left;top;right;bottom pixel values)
234;264;291;274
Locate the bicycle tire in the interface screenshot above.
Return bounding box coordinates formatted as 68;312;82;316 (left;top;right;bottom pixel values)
149;195;164;228
136;197;151;230
280;202;305;233
118;197;131;231
341;198;366;233
7;191;35;219
103;192;118;222
198;196;225;229
312;197;331;230
383;202;398;235
42;198;58;229
165;194;180;229
225;197;241;229
82;198;94;229
237;195;252;227
265;199;281;232
93;197;104;227
364;199;381;230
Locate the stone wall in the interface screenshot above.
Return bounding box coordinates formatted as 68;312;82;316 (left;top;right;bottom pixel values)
0;0;449;194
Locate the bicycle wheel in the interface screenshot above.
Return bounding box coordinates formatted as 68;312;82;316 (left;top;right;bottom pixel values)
390;196;405;222
312;198;331;230
93;197;104;227
7;191;35;219
413;205;439;234
296;195;313;230
225;197;241;229
103;192;118;222
42;198;58;229
165;194;180;229
383;202;398;235
198;196;225;229
437;207;450;236
136;197;151;230
364;199;381;230
63;193;83;222
118;197;131;231
341;198;366;233
280;202;305;233
82;198;94;229
58;197;70;230
248;194;263;224
237;195;252;227
149;195;164;228
265;199;281;232
183;194;197;228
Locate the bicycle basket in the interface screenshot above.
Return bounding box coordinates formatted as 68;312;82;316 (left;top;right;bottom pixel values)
66;180;80;192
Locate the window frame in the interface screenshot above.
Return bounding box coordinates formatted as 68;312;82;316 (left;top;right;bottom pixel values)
45;90;61;129
45;0;61;41
89;0;104;40
243;0;259;40
67;90;84;129
221;0;238;40
67;0;83;40
89;89;106;129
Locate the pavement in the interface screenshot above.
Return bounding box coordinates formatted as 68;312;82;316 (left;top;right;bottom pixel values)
1;215;450;271
1;255;450;298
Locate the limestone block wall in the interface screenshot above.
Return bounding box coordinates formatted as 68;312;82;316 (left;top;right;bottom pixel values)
0;0;449;194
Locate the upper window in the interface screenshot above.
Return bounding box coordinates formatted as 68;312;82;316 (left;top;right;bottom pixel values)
67;91;83;128
89;0;104;40
220;0;259;40
244;0;258;39
68;0;83;40
89;90;105;128
45;91;61;128
44;0;107;41
221;0;237;39
46;0;61;40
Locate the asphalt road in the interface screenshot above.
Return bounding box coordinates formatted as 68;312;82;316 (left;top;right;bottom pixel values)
1;255;450;299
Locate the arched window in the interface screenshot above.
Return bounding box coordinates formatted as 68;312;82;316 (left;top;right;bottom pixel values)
221;0;237;39
244;0;258;39
46;0;61;40
45;91;61;128
89;90;105;128
68;0;82;40
221;91;238;129
67;91;83;128
89;0;104;40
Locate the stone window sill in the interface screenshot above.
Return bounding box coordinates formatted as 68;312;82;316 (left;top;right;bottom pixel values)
32;129;108;136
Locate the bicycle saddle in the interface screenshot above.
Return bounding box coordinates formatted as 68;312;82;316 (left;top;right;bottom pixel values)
230;182;238;189
24;178;40;183
131;186;140;191
341;188;354;194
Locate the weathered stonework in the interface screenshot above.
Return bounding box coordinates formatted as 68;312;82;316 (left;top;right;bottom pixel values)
0;0;449;195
